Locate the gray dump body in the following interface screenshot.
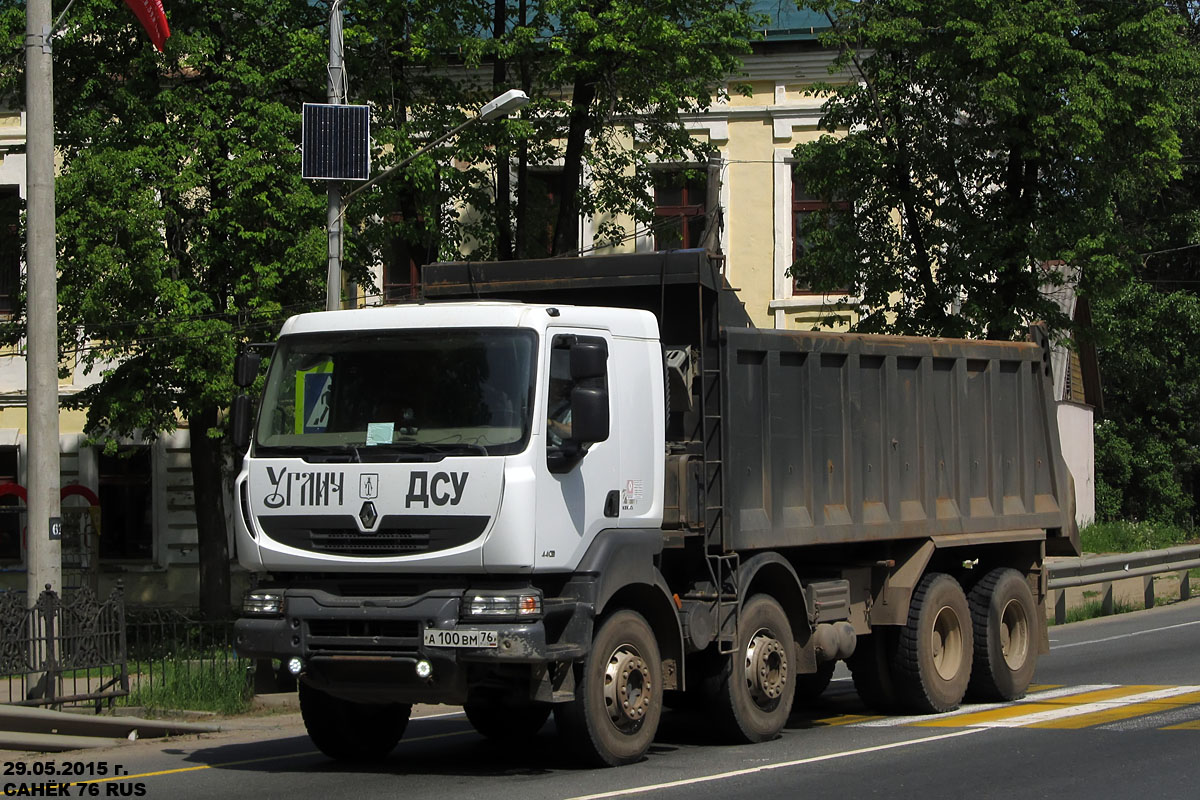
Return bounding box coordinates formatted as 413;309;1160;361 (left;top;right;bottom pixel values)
723;327;1077;555
422;250;1078;557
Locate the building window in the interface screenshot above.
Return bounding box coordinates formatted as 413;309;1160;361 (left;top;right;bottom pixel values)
0;448;19;561
98;447;153;560
518;169;561;259
653;171;707;251
791;170;850;295
0;189;22;316
383;223;436;303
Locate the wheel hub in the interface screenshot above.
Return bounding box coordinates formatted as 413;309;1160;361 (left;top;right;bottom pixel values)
603;645;651;731
745;630;788;705
1000;598;1030;670
931;604;964;681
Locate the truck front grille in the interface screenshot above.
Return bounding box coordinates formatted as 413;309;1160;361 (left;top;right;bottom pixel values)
261;514;488;557
306;618;421;656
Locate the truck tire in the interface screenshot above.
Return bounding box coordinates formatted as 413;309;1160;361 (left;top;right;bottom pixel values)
794;660;836;706
554;609;663;767
966;567;1038;701
464;698;552;740
710;594;796;743
847;630;900;712
892;572;973;713
298;682;411;762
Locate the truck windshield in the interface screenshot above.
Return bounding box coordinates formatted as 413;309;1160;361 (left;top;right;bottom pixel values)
255;328;537;456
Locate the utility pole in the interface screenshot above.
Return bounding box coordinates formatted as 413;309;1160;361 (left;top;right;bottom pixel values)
325;0;346;312
24;0;62;608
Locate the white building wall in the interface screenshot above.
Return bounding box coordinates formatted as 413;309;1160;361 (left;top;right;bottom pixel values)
1057;401;1095;527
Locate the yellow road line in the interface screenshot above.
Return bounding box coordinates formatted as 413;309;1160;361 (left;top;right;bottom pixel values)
810;713;886;727
1024;690;1200;729
74;729;474;784
913;685;1161;728
1161;719;1200;730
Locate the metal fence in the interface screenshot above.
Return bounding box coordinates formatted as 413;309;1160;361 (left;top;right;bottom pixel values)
1;587;250;713
122;607;251;713
1046;544;1200;624
0;585;128;709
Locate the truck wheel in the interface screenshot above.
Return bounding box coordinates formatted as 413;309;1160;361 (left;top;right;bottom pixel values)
464;698;552;739
794;660;836;706
966;567;1038;701
847;631;900;712
554;609;663;767
299;682;411;762
893;572;973;713
711;594;795;743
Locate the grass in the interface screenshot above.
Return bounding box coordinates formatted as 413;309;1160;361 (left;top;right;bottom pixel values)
1079;520;1196;553
121;654;254;715
1057;596;1140;625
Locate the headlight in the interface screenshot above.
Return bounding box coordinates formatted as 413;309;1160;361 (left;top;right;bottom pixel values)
242;591;285;616
464;591;542;620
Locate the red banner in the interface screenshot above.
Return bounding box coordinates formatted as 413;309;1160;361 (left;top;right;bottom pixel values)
122;0;171;52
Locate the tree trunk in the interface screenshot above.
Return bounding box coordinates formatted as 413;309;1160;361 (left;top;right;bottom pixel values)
190;403;231;618
493;0;512;260
552;77;596;256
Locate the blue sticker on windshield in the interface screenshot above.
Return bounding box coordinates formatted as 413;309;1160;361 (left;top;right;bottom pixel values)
303;373;332;433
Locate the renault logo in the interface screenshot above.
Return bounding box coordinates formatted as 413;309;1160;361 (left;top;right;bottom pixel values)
359;501;379;530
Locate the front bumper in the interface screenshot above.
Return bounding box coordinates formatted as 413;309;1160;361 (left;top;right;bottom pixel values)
234;588;581;705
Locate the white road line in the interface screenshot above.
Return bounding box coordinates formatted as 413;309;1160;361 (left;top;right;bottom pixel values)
856;684;1117;728
971;685;1200;728
562;728;988;800
1052;619;1200;650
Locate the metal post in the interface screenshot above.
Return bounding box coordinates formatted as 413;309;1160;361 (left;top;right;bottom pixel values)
325;0;346;311
24;0;62;610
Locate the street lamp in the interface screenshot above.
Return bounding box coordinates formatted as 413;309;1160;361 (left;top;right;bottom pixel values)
342;89;531;206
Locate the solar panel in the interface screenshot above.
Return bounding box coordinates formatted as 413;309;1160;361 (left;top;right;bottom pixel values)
302;103;371;181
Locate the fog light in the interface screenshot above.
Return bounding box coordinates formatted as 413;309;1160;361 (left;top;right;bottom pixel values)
243;591;285;616
286;656;304;676
415;660;433;679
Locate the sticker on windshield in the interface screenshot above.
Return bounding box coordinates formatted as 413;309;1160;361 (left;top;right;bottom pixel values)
367;422;394;446
296;361;334;434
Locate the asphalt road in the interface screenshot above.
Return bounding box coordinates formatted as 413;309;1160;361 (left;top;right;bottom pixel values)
6;598;1199;800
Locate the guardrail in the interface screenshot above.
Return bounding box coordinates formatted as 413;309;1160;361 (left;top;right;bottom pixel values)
1045;544;1200;624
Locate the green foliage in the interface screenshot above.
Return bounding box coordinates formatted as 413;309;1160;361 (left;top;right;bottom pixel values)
1053;595;1139;626
793;0;1193;339
1079;520;1195;554
341;0;759;267
1092;281;1200;525
123;654;254;715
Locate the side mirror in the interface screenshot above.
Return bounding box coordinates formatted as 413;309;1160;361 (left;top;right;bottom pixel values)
232;394;253;450
234;351;262;388
570;386;609;444
570;341;607;381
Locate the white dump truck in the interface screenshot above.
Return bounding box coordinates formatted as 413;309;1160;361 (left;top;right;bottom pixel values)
232;251;1077;766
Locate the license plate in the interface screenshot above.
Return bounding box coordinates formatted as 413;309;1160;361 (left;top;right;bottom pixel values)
423;628;498;648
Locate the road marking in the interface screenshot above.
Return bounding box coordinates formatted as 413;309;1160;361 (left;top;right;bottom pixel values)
562;728;988;800
1051;619;1200;650
73;728;475;784
857;684;1116;728
972;685;1200;728
1161;719;1200;730
810;713;885;727
1054;692;1200;730
913;685;1157;728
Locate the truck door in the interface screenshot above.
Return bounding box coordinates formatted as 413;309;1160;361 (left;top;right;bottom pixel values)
534;330;621;570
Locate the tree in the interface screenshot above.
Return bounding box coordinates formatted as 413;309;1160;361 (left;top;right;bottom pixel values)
341;0;759;272
1092;282;1200;525
791;0;1193;339
1;0;330;616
